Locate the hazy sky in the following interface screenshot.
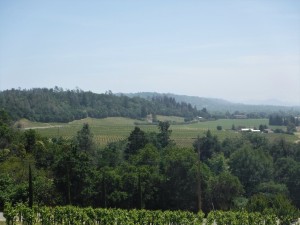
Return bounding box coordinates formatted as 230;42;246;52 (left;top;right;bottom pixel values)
1;0;300;105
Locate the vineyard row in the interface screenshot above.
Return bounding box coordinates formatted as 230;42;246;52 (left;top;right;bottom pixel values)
3;203;287;225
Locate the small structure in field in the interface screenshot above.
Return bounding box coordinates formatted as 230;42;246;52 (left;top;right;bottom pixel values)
146;114;153;123
234;114;248;119
241;128;261;133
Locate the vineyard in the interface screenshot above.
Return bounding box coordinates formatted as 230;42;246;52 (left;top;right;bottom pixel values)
4;203;297;225
17;117;298;147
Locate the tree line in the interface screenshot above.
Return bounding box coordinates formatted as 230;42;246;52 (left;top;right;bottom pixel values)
0;110;299;221
0;88;209;122
269;114;299;134
269;114;299;126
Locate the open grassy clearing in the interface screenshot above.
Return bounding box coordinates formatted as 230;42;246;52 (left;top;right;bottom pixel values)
15;118;65;128
295;132;300;143
156;115;185;123
18;117;299;147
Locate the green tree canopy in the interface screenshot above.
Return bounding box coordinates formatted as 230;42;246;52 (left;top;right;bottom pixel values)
75;123;94;154
229;146;274;196
207;171;244;210
124;127;148;160
157;121;172;148
161;147;198;211
194;130;221;161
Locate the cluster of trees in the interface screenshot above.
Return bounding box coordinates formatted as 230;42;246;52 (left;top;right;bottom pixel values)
269;114;300;126
0;110;300;218
269;114;299;134
0;88;208;122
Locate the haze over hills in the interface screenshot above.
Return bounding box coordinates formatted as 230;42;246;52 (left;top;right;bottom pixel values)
121;92;300;113
243;99;300;107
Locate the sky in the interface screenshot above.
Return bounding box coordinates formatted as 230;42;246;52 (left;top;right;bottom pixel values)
0;0;300;105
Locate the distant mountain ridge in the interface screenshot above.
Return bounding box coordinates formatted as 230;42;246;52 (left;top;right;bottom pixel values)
243;99;299;107
120;92;300;113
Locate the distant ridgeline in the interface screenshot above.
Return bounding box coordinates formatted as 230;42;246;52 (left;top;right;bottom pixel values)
123;92;300;114
0;88;209;122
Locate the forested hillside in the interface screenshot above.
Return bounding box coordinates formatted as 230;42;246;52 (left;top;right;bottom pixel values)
0;88;208;122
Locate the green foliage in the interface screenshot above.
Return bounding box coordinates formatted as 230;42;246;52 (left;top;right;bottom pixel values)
23;129;37;153
270;138;294;161
207;153;228;175
0;88;205;122
271;194;299;225
52;141;96;206
255;181;289;197
75;123;94;154
286;122;297;134
3;202;17;225
0;110;14;151
0;176;15;211
124;126;147;159
2;204;280;225
28;164;33;208
194;130;221;161
206;210;277;225
207;172;244;210
274;157;300;208
247;194;299;225
269;114;300;126
157;121;173;148
242;132;268;149
161;147;198;211
124;144;162;209
229;146;274;196
259;124;268;131
97;140;126;167
0;155;32;209
0;110;12;126
32;174;59;206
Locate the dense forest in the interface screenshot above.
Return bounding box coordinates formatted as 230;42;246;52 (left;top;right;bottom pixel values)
0;110;299;222
0;88;209;122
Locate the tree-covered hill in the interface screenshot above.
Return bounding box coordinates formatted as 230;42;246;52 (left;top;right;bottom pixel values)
0;88;208;122
123;92;300;114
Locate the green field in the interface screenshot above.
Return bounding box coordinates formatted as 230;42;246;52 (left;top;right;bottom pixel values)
17;117;299;147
